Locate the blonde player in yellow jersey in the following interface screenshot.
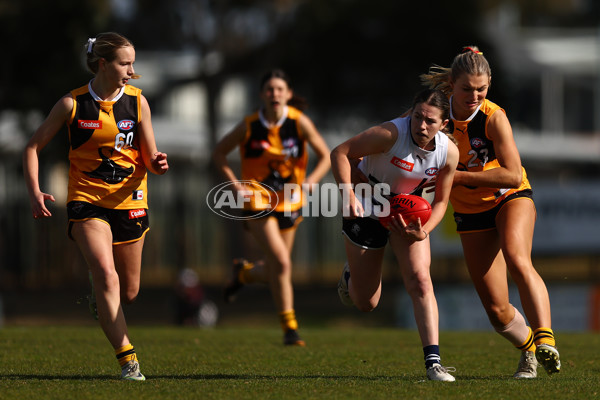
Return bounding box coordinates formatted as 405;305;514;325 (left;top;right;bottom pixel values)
23;32;168;380
420;46;560;378
212;69;330;346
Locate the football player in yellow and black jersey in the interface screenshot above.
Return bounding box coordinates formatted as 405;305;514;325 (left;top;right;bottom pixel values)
421;47;560;378
23;32;168;381
212;69;330;346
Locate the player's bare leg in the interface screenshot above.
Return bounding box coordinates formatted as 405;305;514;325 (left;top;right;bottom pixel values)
72;220;144;380
497;199;559;374
245;217;304;345
343;237;385;312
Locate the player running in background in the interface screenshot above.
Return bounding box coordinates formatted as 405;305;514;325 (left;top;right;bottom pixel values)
420;46;560;378
212;69;330;346
331;89;459;381
23;32;169;380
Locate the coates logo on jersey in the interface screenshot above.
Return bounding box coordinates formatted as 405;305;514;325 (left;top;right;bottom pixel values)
118;120;135;131
128;209;147;219
250;140;271;150
425;167;439;176
390;157;414;172
470;137;485;149
78;120;102;130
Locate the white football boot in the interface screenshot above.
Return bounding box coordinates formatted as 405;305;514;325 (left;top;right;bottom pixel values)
426;363;456;382
513;351;537;379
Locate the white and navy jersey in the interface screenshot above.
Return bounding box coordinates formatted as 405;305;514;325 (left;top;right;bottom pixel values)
357;116;448;216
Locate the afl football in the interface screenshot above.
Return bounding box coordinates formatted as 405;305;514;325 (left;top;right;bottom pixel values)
379;194;432;228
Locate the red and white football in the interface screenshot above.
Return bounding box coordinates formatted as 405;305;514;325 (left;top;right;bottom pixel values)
379;194;432;228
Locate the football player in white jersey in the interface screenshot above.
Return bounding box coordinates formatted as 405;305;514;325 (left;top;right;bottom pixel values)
331;88;459;381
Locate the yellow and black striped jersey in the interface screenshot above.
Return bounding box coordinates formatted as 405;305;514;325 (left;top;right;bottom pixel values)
239;106;308;212
449;98;531;214
66;82;148;209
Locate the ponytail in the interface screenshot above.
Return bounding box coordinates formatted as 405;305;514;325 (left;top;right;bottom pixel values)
420;45;491;95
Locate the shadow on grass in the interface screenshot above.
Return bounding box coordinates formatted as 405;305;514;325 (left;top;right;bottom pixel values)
1;374;117;381
0;373;522;382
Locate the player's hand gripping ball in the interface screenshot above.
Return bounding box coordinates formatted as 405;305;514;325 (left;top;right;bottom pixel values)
379;194;432;229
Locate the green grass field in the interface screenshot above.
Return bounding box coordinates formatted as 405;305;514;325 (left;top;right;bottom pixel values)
0;326;598;399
